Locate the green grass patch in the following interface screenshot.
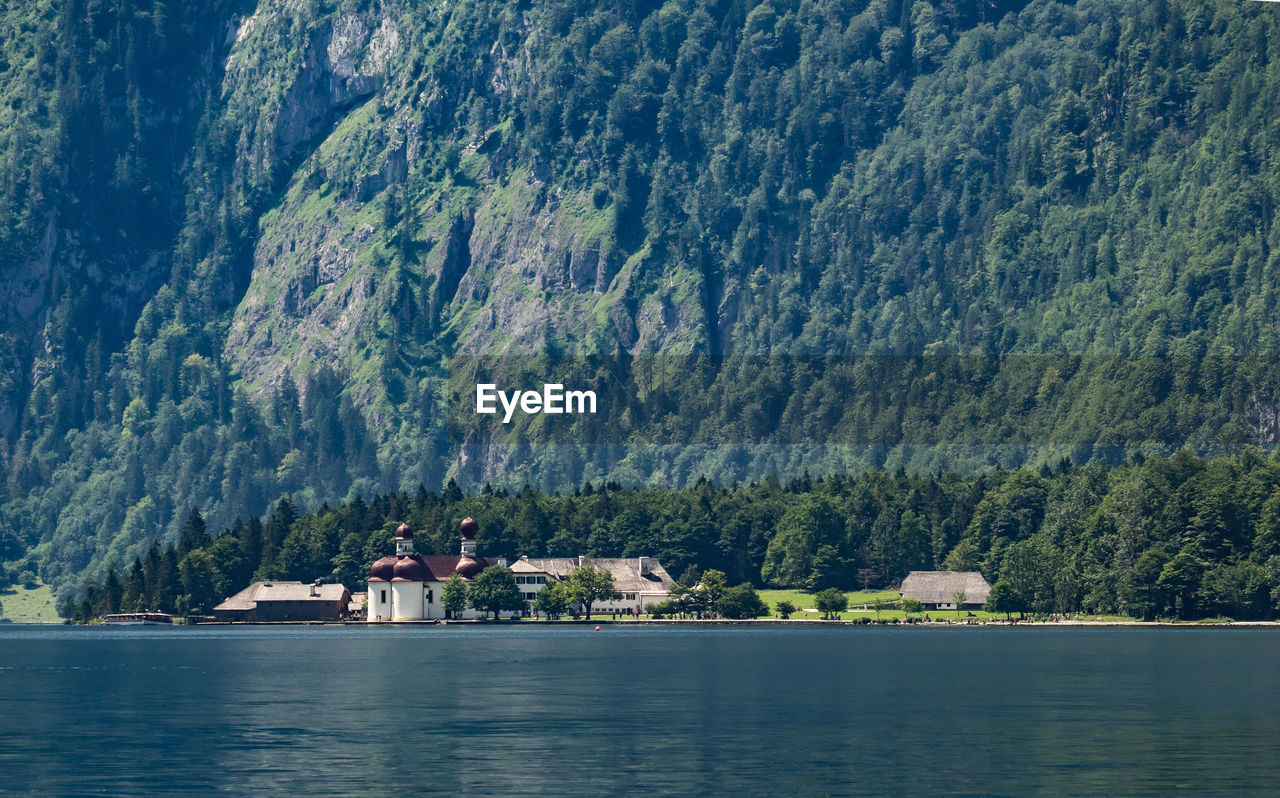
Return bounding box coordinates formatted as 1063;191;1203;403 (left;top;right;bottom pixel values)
0;582;61;623
758;588;910;620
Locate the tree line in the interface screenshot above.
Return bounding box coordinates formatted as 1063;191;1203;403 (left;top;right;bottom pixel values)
58;448;1280;622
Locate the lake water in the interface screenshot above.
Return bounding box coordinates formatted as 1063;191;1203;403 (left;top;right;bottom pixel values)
1;624;1279;795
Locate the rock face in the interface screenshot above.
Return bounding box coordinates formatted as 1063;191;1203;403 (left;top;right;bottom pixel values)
221;0;709;408
222;8;404;395
276;14;398;156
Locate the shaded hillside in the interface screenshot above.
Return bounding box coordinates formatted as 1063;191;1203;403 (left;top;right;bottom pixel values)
4;0;1280;600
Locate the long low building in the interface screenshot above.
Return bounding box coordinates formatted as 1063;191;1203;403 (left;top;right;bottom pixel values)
512;556;675;615
899;571;992;610
213;581;352;622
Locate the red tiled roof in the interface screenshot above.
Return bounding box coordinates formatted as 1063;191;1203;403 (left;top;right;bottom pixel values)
415;555;494;581
367;555;494;583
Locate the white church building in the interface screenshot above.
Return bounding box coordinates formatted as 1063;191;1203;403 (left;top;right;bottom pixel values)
366;517;493;621
366;517;674;621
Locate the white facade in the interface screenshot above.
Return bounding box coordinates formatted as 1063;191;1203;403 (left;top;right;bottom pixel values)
369;584;391;621
368;576;485;621
510;556;675;616
391;581;425;621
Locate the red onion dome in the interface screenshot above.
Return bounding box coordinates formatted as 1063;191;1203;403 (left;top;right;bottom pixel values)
368;556;397;581
454;556;484;578
395;523;414;540
459;517;478;539
392;556;427;582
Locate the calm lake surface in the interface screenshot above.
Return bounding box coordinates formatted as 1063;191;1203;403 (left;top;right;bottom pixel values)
2;625;1279;795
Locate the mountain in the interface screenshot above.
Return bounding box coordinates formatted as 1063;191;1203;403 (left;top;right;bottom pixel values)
3;0;1280;600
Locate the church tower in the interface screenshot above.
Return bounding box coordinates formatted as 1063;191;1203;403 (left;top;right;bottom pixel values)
460;516;478;557
455;517;484;578
395;523;414;555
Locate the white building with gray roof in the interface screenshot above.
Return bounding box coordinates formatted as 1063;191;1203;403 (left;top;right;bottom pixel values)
512;555;675;615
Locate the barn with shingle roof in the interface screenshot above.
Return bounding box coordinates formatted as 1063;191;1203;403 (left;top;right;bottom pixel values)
900;571;992;610
212;581;351;622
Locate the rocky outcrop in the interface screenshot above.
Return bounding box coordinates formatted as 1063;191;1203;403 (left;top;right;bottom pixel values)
433;210;476;315
276;14;399;157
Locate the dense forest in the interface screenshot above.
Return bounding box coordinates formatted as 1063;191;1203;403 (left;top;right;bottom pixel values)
61;450;1280;622
5;0;1280;603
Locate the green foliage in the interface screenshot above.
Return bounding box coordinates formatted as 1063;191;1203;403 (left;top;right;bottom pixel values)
53;448;1280;623
901;597;924;617
467;565;524;620
698;569;728;604
715;584;768;619
1158;552;1207;620
983;580;1026;619
644;599;676;619
566;564;621;620
813;587;848;620
1118;549;1170;621
442;573;469;618
761;496;842;588
774;599;796;619
532;581;570;619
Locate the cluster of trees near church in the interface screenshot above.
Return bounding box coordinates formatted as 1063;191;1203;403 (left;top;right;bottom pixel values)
57;448;1280;622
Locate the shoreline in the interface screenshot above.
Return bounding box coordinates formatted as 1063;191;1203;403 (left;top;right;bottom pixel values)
8;618;1280;628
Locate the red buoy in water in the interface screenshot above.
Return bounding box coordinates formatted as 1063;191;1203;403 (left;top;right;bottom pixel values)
595;626;601;631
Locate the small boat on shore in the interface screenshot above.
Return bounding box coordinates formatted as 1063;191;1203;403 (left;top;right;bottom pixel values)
103;612;174;626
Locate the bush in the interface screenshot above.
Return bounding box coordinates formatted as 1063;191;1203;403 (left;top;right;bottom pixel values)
645;600;676;619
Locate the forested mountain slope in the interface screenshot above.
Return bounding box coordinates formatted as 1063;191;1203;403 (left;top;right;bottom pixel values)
3;0;1280;600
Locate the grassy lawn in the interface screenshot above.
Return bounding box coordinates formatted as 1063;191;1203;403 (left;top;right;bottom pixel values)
0;582;61;623
754;590;1148;623
757;588;935;621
